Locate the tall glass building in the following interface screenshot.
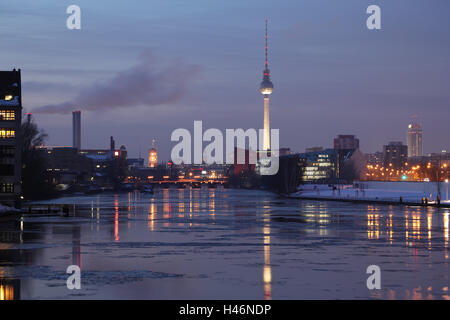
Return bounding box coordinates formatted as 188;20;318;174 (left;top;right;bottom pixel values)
406;122;423;157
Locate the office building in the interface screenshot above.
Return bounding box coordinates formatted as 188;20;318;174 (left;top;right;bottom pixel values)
0;69;22;206
334;135;360;151
406;122;423;157
383;141;408;169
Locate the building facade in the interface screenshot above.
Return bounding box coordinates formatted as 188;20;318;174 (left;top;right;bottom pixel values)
383;141;408;169
299;149;337;183
406;122;423;157
38;146;92;185
148;138;157;168
365;151;384;166
0;69;22;206
333;135;360;151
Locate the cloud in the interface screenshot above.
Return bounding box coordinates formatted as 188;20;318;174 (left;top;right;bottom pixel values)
33;51;202;114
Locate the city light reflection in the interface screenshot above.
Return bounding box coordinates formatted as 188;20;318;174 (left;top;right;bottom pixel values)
148;200;156;231
262;204;272;300
114;196;119;241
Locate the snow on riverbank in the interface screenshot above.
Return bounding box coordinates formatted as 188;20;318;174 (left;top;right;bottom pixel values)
290;183;450;206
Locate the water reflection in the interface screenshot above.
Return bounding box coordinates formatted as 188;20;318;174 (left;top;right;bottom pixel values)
367;213;380;240
0;279;20;300
148;199;156;232
365;207;450;255
72;226;81;268
444;211;449;259
1;188;450;299
262;202;272;300
114;195;119;241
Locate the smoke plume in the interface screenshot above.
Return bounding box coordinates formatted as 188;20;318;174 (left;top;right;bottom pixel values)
33;51;201;114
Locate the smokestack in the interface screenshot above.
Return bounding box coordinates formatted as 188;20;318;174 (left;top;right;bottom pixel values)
72;110;81;150
110;136;115;150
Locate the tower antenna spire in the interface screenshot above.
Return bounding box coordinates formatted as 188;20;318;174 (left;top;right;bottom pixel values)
265;18;269;70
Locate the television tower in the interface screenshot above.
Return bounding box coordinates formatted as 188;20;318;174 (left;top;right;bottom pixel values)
260;19;274;151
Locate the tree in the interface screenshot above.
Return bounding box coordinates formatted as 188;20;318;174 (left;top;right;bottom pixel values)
21;114;55;200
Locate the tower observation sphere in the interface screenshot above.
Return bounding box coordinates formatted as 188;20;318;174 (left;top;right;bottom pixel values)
260;75;273;96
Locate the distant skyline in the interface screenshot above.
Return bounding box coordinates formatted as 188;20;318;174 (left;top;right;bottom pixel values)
1;0;450;161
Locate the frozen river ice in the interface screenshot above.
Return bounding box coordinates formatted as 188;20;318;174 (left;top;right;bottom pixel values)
0;188;449;299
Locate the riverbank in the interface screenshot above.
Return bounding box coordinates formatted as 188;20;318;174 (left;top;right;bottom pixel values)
288;183;450;208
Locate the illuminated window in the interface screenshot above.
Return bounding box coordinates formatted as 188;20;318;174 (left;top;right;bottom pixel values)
4;95;13;101
0;183;14;193
0;110;15;121
0;129;15;138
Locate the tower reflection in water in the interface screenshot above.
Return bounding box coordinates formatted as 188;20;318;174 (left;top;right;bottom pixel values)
262;201;272;300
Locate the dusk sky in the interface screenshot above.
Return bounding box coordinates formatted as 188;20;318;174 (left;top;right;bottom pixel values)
1;0;449;161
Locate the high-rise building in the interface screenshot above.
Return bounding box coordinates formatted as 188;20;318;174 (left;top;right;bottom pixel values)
383;141;408;169
333;135;360;151
148;138;158;168
72;110;81;150
406;121;422;157
260;19;274;151
0;69;22;206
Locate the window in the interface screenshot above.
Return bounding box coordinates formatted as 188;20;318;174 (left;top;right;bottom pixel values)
0;183;14;193
0;110;15;121
0;164;14;175
0;129;15;138
4;95;13;101
0;146;15;157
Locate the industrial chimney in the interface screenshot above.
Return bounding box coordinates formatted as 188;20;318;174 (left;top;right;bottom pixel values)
72;110;81;150
110;136;115;150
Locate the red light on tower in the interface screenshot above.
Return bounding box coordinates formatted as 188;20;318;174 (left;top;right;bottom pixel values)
114;151;119;157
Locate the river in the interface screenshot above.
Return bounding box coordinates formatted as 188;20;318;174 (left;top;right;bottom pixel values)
0;188;449;299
